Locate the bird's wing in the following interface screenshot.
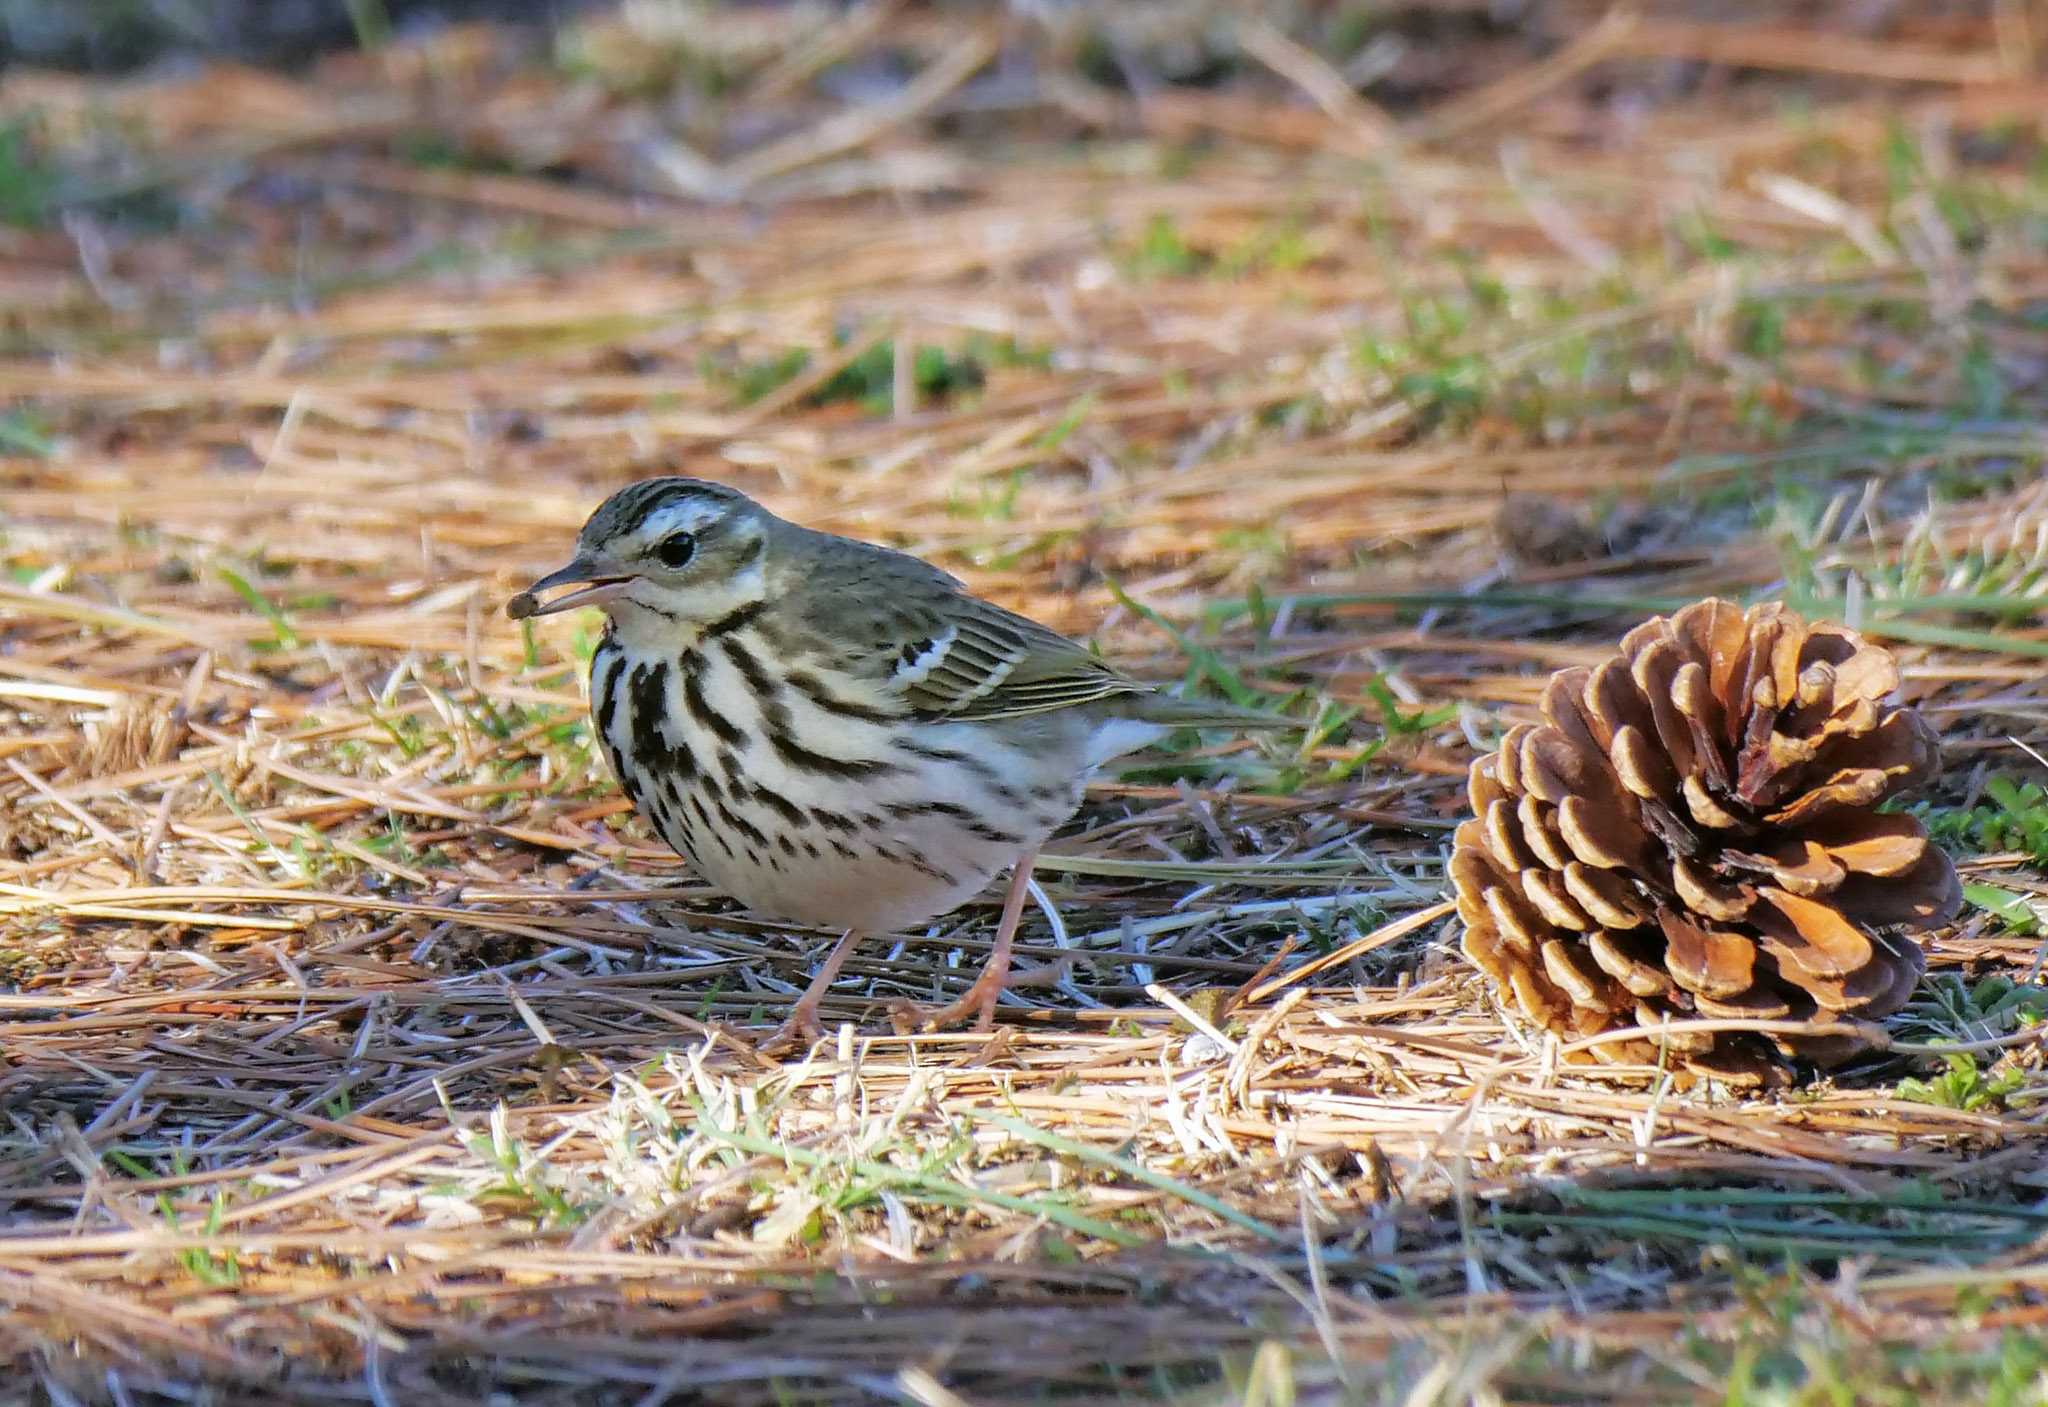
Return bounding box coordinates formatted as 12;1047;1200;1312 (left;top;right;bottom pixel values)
787;533;1293;728
790;535;1145;722
895;594;1144;722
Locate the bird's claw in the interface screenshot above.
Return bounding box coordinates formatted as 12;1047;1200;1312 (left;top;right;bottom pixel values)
915;978;1004;1034
757;1004;826;1056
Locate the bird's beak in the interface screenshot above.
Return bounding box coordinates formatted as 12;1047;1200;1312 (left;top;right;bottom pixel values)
507;556;632;619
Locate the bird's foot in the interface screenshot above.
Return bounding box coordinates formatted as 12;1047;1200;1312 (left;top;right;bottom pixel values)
918;971;1007;1033
890;958;1071;1034
757;1001;827;1056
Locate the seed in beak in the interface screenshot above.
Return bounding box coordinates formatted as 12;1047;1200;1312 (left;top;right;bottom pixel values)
507;556;635;619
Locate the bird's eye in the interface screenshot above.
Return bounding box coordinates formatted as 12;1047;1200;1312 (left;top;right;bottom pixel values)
653;531;696;569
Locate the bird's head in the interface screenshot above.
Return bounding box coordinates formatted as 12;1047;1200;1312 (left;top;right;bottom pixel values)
508;478;773;637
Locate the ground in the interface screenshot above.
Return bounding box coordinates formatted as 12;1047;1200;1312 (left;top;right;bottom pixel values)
3;2;2048;1403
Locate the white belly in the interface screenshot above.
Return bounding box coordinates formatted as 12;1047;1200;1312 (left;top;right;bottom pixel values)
591;633;1154;934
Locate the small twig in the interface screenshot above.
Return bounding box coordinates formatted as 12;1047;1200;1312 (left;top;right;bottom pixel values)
1241;899;1456;1006
1889;1027;2048;1059
1608;17;2016;85
1223;935;1298;1015
733;323;894;428
0;583;231;650
728;27;1002;190
1236;16;1401;156
1145;983;1241;1056
1410;7;1640;145
6;758;127;855
136;784;178;885
748;0;903;105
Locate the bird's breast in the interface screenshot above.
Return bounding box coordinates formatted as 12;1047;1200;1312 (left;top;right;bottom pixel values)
589;631;1100;932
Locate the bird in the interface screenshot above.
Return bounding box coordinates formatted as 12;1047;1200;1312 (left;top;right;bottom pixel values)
509;477;1288;1051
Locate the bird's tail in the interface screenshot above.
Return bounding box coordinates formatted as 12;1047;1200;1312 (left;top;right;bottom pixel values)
1123;690;1299;731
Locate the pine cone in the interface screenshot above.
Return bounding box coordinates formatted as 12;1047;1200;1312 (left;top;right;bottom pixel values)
1451;598;1960;1079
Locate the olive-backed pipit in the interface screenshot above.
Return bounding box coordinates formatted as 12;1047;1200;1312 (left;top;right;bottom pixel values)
512;478;1286;1049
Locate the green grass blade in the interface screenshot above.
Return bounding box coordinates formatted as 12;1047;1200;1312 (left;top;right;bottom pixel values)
216;566;301;649
701;1122;1146;1248
967;1111;1289;1243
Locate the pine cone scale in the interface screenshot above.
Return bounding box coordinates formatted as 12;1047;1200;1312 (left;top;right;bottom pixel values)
1834;851;1962;927
1520;795;1576;868
1795;812;1926;877
1718;840;1842;895
1558;794;1651;870
1655;912;1757;998
1611;724;1677;800
1754;889;1875;981
1564;862;1648;927
1588;930;1670;995
1523;868;1593;930
1669;854;1752;921
1681;772;1745;829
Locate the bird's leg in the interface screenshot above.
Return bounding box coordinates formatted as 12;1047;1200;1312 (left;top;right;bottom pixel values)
924;848;1038;1033
760;928;862;1054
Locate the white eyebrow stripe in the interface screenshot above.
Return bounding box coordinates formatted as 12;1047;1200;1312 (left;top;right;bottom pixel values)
642;499;728;537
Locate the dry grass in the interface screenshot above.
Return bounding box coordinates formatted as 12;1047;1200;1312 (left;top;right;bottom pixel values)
4;2;2048;1402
